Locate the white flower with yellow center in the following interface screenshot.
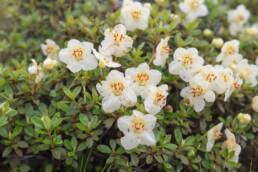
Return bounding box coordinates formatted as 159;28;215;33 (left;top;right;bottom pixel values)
144;84;168;115
154;37;172;67
169;47;204;82
179;0;208;22
228;5;250;36
117;110;156;150
251;96;258;112
192;65;218;88
223;129;241;164
221;53;243;73
59;39;97;73
180;78;215;112
92;49;121;68
96;70;137;113
212;66;234;94
120;0;150;31
43;58;58;70
236;59;258;87
206;122;223;152
216;40;240;62
100;24;133;57
41;39;60;59
224;74;242;101
125;63;161;98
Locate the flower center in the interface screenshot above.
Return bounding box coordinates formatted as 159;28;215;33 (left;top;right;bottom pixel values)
131;116;145;133
136;72;150;86
161;44;172;56
110;81;125;96
225;139;238;150
220;73;230;83
189;0;200;10
235;14;244;23
225;45;235;55
154;91;166;105
181;55;194;67
72;48;84;61
233;81;240;89
131;9;142;20
46;45;56;55
204;73;217;82
184;97;193;106
212;128;222;140
192;86;206;97
112;32;126;46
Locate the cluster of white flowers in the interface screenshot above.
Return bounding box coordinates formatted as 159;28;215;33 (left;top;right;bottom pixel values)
26;0;257;153
168;38;257;112
217;40;258;87
207;124;241;164
227;5;250;36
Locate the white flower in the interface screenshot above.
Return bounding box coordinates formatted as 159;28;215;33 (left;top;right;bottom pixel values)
120;0;150;31
99;24;133;57
221;53;243;73
169;47;204;82
244;25;258;37
212;38;224;48
92;49;121;68
216;40;240;62
228;5;250;36
144;84;168;115
153;37;171;67
35;71;44;84
28;59;41;75
180;78;215;112
237;59;258;87
223;129;241;164
224;74;242;101
251;96;258;112
125;63;161;98
179;0;208;22
212;66;234;94
96;70;137;113
40;39;60;59
206;122;223;152
43;58;58;70
192;65;218;89
117;110;156;150
237;113;251;124
59;39;97;73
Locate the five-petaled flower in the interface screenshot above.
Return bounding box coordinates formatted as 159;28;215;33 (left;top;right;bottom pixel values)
125;63;161;98
120;0;150;31
96;70;137;113
117;110;156;150
41;39;60;59
59;39;98;73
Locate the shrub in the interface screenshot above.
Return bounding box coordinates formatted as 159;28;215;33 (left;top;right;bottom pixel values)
0;0;257;171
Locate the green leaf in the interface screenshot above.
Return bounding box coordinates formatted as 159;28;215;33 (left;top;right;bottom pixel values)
0;127;9;138
77;142;87;152
72;86;81;99
0;117;8;127
31;116;45;129
17;141;29;148
64;140;72;151
63;87;75;100
12;126;23;138
174;128;182;145
165;144;177;150
71;136;78;149
79;114;89;126
2;147;12;157
97;144;112;154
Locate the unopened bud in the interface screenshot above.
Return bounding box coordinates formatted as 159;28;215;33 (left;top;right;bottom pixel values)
237;113;251;124
144;3;152;9
252;96;258;112
165;105;173;111
203;29;213;37
212;38;224;48
43;58;58;70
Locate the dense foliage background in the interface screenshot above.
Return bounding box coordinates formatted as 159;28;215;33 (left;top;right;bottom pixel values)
0;0;257;171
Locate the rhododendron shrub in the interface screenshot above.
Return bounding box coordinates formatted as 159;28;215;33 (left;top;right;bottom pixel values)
0;0;257;171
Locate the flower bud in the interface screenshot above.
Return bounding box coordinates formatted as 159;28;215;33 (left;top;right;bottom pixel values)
252;96;258;112
28;65;38;74
43;58;58;70
144;3;152;9
245;27;258;37
171;13;179;20
237;113;251;124
212;38;224;48
203;29;213;37
165;105;173;111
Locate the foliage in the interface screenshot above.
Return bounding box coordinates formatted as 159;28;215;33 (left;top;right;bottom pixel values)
0;0;257;171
